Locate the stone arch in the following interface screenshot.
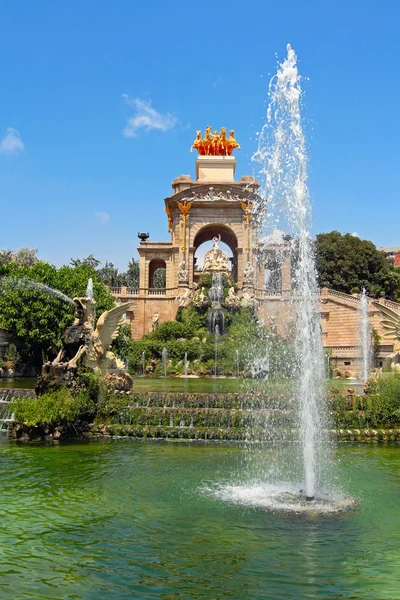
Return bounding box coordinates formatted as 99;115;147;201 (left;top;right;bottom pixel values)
192;224;239;281
148;259;167;289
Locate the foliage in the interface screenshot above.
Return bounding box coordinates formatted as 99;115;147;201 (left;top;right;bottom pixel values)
5;343;21;364
330;375;400;428
70;254;101;269
0;260;114;365
0;247;38;267
13;389;95;428
153;268;166;288
13;247;39;267
96;261;120;287
150;321;195;341
0;250;13;267
314;231;399;300
111;324;133;360
123;257;140;288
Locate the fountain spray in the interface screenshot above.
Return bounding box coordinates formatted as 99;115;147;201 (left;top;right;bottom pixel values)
254;44;328;499
360;289;371;383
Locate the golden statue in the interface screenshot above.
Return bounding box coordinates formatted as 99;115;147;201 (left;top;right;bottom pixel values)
191;127;241;156
227;130;240;155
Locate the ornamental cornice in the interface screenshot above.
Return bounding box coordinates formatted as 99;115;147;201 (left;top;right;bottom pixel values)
165;183;260;208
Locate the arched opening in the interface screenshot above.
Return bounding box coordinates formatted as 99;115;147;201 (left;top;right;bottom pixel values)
193;224;238;281
148;259;166;292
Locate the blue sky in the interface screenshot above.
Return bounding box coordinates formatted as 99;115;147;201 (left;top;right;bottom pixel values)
1;0;399;269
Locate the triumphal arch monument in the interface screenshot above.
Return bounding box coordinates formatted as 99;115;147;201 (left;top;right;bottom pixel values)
112;127;289;339
111;127;399;377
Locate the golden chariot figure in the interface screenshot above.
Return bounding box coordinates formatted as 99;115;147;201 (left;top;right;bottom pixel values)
191;127;240;156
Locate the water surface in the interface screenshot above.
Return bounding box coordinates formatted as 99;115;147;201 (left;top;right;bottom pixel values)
0;439;399;598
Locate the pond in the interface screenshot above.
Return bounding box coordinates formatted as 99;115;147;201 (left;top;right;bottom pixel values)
0;376;366;394
0;438;399;599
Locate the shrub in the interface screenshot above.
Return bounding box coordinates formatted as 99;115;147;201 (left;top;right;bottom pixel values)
5;343;21;364
13;389;95;427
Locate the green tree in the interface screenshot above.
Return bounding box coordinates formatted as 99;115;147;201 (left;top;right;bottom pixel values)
314;231;400;300
153;267;166;288
70;254;101;270
0;260;114;366
97;261;121;287
14;247;38;267
124;257;140;288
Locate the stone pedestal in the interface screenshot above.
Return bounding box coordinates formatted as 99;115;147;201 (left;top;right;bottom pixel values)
196;156;236;183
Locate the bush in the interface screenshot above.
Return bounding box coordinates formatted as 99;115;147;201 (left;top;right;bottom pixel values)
5;343;21;364
13;389;95;427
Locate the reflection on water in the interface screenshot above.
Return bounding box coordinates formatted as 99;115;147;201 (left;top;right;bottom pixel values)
0;440;399;599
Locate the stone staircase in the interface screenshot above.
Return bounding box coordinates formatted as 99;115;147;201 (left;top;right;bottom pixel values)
91;391;298;441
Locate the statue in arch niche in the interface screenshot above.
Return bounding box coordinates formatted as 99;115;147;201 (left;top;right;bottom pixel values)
203;235;230;273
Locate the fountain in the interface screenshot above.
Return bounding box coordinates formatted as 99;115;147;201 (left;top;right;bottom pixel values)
184;352;188;378
360;288;371;383
162;347;167;378
142;351;146;376
214;325;220;378
207;272;226;334
215;44;350;513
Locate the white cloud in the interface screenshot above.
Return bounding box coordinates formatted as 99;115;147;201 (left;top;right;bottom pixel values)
0;128;25;154
351;232;359;238
122;95;177;137
95;211;110;224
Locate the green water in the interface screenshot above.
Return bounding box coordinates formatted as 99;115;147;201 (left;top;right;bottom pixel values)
0;440;399;599
0;376;365;394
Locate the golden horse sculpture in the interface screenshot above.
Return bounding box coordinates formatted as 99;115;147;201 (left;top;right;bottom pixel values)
191;127;240;156
372;301;400;372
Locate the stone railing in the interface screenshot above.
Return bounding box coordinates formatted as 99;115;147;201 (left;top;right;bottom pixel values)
148;288;167;296
323;288;361;306
383;298;400;311
325;346;361;356
110;287;139;296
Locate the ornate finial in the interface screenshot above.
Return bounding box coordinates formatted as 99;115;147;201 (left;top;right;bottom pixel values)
191;127;241;156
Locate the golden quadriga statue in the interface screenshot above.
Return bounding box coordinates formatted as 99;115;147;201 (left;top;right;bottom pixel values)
191;127;240;156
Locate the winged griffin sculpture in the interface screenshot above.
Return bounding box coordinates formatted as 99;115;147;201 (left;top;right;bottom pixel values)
51;295;132;371
372;301;400;372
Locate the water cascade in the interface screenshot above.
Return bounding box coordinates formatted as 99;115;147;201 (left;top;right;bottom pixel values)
184;352;188;378
214;325;220;378
236;349;240;378
142;351;145;376
162;347;167;378
86;278;94;299
207;272;225;334
252;44;329;501
360;288;371;383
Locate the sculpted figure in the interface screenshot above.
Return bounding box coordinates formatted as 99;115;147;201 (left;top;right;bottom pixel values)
51;296;131;371
191;127;240;156
177;259;189;282
225;286;240;309
176;288;192;308
227;130;241;155
240;289;259;314
203;126;212;155
190;130;205;155
192;286;208;308
372;302;400;372
243;261;255;285
203;235;229;272
152;311;159;331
